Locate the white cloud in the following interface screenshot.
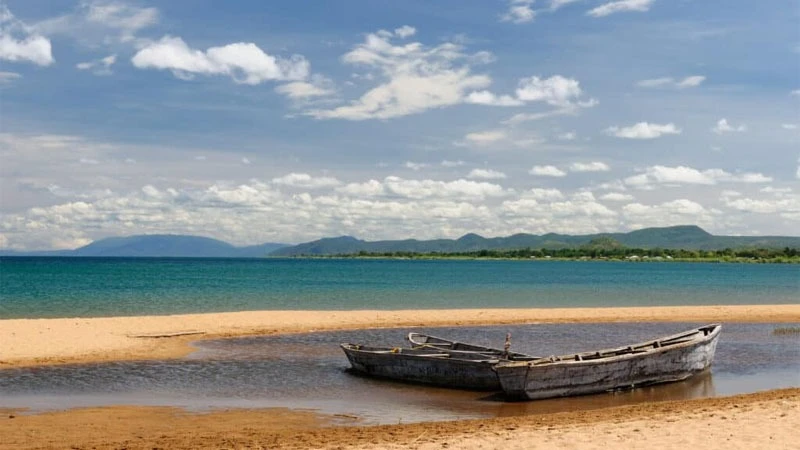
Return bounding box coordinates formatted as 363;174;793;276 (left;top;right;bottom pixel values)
394;25;416;39
441;160;465;167
404;161;429;171
0;71;21;83
84;0;157;42
515;75;586;108
558;131;577;140
529;165;566;177
477;75;596;121
624;165;773;187
464;130;507;145
712;118;746;134
797;157;800;179
465;90;524;106
132;35;310;85
32;0;158;46
467;169;507;180
791;89;800;97
599;192;634;202
271;173;341;189
0;6;54;66
605;122;681;139
275;75;336;99
76;54;116;75
306;30;491;120
587;0;654;17
622;199;718;230
781;124;798;130
636;75;705;89
569;161;610;172
550;0;582;10
502;0;536;24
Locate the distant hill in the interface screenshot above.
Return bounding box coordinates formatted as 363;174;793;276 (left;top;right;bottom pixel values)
0;235;287;258
2;226;798;258
270;226;800;256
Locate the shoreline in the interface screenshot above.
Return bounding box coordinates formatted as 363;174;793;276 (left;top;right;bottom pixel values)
1;304;799;369
2;388;797;449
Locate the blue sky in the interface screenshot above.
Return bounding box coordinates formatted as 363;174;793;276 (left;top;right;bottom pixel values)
1;0;798;250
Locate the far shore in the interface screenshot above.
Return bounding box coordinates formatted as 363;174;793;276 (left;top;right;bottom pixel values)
1;304;799;369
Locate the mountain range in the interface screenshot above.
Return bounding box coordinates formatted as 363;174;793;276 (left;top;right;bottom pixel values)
1;225;799;258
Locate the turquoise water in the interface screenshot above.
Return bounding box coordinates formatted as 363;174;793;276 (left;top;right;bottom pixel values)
1;257;798;319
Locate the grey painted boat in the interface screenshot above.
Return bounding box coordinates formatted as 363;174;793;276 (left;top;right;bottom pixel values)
340;343;537;390
494;324;722;400
407;332;538;359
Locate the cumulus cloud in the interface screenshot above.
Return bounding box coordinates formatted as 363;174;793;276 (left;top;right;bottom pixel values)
393;25;416;38
464;130;507;145
599;192;634;202
271;172;340;189
569;161;610;173
76;54;116;75
529;165;566;177
501;0;536;23
712;118;747;134
468;75;595;114
622;199;718;230
636;75;705;89
132;36;310;84
624;165;773;188
0;6;54;66
605;122;681;139
467;169;507;180
306;29;491;120
587;0;654;17
465;90;524;106
275;75;336;99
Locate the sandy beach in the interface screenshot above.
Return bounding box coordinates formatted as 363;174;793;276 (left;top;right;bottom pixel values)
2;387;797;449
1;305;798;449
2;304;799;368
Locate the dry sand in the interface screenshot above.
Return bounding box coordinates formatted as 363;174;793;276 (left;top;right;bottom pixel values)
1;304;799;368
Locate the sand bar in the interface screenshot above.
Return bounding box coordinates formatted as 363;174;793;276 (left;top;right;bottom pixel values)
1;304;799;368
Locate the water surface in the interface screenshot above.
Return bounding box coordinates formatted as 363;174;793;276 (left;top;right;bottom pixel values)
1;322;797;424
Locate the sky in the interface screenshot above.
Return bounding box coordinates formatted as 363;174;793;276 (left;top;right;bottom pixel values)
0;0;798;250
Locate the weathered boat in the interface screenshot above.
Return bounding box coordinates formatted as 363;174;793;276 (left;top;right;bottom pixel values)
407;332;537;359
340;343;537;390
493;324;721;400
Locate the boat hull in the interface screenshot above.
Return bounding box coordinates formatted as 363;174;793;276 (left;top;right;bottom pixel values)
341;345;502;390
495;325;721;400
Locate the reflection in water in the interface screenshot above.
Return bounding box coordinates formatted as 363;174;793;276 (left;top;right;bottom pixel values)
0;322;797;425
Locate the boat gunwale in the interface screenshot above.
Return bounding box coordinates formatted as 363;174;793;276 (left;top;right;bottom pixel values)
494;323;721;369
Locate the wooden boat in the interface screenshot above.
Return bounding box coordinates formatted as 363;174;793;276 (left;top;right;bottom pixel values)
493;324;722;400
407;332;537;359
340;343;537;390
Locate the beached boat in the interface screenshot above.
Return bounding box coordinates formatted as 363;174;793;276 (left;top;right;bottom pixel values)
407;332;536;359
493;324;721;400
340;343;537;390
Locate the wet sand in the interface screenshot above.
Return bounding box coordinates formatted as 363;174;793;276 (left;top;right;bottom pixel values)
1;305;798;449
1;388;797;449
1;304;799;368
